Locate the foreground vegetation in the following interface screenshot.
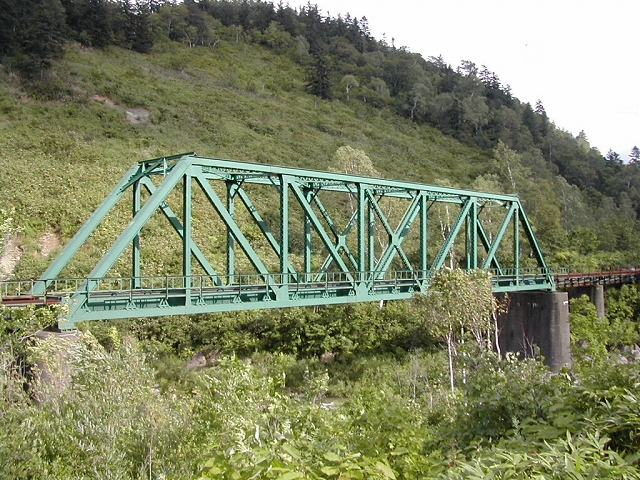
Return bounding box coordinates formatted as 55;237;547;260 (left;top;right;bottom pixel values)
2;272;640;478
5;339;640;479
2;1;640;277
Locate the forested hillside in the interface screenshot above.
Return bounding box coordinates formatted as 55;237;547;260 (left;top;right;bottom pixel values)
2;2;640;479
1;0;640;273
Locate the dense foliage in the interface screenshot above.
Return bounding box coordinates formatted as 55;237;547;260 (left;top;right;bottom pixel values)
2;273;640;478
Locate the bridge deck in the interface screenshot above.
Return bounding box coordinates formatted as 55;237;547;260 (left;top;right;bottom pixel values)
4;267;638;328
1;268;555;328
554;269;640;288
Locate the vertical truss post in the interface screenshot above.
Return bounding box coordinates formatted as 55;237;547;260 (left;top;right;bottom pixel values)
183;171;192;304
358;185;366;283
304;188;312;282
420;194;428;279
514;206;520;286
227;181;236;284
280;175;289;286
132;178;141;288
466;198;478;270
368;198;375;274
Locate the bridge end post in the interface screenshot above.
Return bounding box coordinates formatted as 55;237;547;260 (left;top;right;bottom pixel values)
498;291;572;372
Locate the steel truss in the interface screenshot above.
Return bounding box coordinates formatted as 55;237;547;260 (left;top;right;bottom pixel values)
25;153;554;328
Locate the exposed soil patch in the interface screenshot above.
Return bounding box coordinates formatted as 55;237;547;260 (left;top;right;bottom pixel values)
40;228;62;257
0;235;23;279
126;108;150;124
91;94;150;124
91;94;115;107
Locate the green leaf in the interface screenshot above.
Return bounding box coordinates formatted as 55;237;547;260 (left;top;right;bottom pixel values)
275;471;304;480
281;443;302;459
323;452;342;462
374;462;396;479
320;466;340;475
390;447;409;456
527;425;564;439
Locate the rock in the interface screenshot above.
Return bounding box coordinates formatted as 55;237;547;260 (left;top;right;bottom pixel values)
186;351;206;369
126;108;150;124
206;350;221;367
320;352;335;364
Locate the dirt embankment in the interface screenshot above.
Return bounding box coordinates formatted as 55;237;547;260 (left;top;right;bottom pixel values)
0;229;62;279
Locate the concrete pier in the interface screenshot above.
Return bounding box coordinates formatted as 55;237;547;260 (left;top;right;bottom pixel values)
568;285;605;318
498;291;571;371
33;329;80;402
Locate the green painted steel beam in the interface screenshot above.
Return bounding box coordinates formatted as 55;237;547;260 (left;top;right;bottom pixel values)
235;187;299;281
32;163;142;295
194;155;518;202
313;195;360;273
431;198;474;270
132;176;141;288
288;183;353;280
280;175;290;284
68;158;193;313
183;173;193;305
374;193;422;275
466;199;478;269
140;177;221;284
195;176;273;281
16;153;556;327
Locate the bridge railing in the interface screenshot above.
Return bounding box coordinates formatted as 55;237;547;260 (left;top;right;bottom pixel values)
1;267;562;307
1;278;84;298
0;268;556;292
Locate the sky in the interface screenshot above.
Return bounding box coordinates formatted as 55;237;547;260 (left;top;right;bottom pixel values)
310;0;640;159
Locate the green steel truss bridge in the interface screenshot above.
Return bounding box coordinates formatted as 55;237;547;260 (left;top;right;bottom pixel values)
1;153;554;329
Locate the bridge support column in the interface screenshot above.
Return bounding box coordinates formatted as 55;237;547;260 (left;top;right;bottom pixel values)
32;329;80;403
497;291;571;372
568;285;605;318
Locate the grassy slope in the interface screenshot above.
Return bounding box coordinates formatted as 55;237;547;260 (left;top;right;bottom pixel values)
0;40;492;278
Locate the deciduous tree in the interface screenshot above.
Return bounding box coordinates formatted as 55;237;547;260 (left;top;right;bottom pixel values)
413;269;497;391
341;74;359;102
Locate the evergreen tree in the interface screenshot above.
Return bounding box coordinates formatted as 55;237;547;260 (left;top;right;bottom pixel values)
0;0;18;57
299;2;326;55
119;0;153;53
14;0;67;77
61;0;115;48
305;54;332;99
534;99;549;138
606;149;623;167
630;146;640;164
